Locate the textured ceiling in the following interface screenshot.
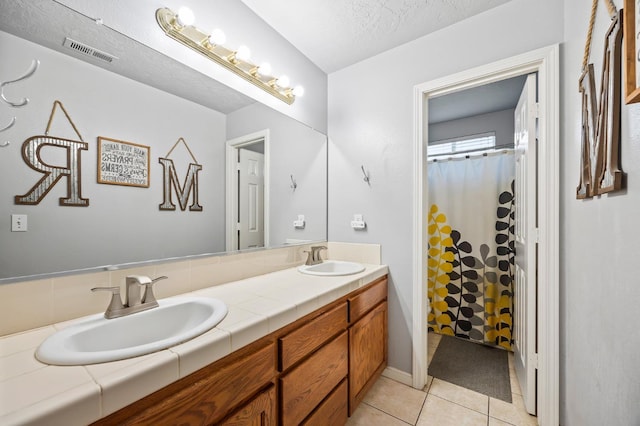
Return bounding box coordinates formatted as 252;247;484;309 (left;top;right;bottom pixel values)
240;0;511;73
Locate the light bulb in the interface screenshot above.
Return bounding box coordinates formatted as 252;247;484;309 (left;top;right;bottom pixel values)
176;7;195;26
258;62;272;76
236;45;251;61
277;75;290;88
292;85;305;97
209;29;226;46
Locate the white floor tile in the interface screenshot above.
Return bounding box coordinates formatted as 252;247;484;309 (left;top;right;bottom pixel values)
352;333;537;426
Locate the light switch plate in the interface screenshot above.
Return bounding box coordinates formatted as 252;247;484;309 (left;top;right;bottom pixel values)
11;214;27;232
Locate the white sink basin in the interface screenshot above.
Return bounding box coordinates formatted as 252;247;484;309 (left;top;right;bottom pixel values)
298;260;365;276
36;296;228;366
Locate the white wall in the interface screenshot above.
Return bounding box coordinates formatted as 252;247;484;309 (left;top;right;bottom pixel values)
429;108;515;149
328;0;563;379
226;103;327;246
0;31;226;278
560;0;640;423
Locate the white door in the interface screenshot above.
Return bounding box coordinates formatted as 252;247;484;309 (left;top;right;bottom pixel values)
238;148;264;249
513;73;538;415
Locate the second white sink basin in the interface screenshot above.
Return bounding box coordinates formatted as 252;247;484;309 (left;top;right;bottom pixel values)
36;296;228;366
298;260;365;276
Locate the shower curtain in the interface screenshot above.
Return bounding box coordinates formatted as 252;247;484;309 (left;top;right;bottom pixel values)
427;151;515;350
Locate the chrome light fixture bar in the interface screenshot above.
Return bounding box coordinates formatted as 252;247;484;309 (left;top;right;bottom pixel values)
156;7;302;105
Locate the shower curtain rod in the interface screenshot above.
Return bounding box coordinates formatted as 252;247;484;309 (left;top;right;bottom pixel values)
428;148;514;163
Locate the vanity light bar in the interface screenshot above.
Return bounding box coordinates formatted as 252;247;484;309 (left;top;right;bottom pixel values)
156;7;302;105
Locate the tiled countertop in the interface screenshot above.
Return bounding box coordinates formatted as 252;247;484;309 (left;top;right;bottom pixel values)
0;263;388;426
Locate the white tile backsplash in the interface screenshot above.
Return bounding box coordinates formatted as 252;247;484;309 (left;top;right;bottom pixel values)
0;242;381;338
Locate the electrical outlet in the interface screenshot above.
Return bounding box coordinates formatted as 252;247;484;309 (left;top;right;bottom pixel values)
11;214;27;232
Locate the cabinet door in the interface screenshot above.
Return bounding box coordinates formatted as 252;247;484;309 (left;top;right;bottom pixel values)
349;301;387;415
220;385;276;426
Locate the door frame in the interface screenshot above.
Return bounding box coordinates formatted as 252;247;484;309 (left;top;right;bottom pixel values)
412;44;559;425
225;129;270;252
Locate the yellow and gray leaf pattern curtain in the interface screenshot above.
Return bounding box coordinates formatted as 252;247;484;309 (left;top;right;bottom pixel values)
427;152;515;350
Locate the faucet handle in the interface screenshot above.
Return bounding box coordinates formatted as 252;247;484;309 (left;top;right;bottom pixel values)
303;250;313;265
91;286;124;315
311;245;328;262
141;276;168;305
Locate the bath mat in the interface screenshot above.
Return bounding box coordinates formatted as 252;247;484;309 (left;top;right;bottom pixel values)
428;335;512;402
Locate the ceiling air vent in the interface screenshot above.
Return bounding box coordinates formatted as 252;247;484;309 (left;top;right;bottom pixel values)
63;37;117;63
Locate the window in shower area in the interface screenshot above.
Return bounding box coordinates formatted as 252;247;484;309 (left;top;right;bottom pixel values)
428;132;496;158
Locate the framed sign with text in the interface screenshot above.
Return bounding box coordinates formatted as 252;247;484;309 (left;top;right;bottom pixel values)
624;0;640;103
97;137;150;187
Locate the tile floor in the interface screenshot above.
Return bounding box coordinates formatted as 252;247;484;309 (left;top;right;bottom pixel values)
347;333;538;426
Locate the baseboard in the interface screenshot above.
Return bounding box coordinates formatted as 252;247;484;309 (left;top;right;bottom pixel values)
382;366;413;386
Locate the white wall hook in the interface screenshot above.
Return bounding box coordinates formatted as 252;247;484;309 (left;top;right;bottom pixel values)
361;165;370;185
1;59;40;107
0;141;10;148
0;116;16;132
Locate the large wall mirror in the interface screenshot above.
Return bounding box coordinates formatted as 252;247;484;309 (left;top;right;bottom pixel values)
0;0;327;282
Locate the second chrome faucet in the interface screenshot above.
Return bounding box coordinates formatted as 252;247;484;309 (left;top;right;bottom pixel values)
92;275;168;319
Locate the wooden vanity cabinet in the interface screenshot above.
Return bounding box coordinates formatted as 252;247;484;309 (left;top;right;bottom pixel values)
91;275;387;426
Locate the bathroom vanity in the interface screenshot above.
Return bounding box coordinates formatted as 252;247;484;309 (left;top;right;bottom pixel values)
91;275;388;425
0;253;387;426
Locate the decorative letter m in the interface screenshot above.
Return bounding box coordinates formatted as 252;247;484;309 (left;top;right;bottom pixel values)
576;10;625;199
158;158;203;211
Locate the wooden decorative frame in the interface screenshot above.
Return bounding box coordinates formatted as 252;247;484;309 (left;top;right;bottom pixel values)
97;137;150;187
624;0;640;103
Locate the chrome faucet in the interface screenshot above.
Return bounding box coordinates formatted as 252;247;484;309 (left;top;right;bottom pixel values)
92;275;168;319
304;245;327;266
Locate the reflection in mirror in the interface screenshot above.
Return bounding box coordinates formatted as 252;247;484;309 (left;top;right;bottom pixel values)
226;103;327;252
0;1;327;282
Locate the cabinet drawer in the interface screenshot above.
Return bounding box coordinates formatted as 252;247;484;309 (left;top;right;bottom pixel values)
99;342;276;425
279;302;347;371
302;379;348;426
220;384;276;426
349;277;387;323
280;332;348;426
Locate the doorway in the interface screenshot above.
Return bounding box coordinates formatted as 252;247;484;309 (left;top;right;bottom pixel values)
425;73;538;413
225;130;270;251
412;45;559;426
